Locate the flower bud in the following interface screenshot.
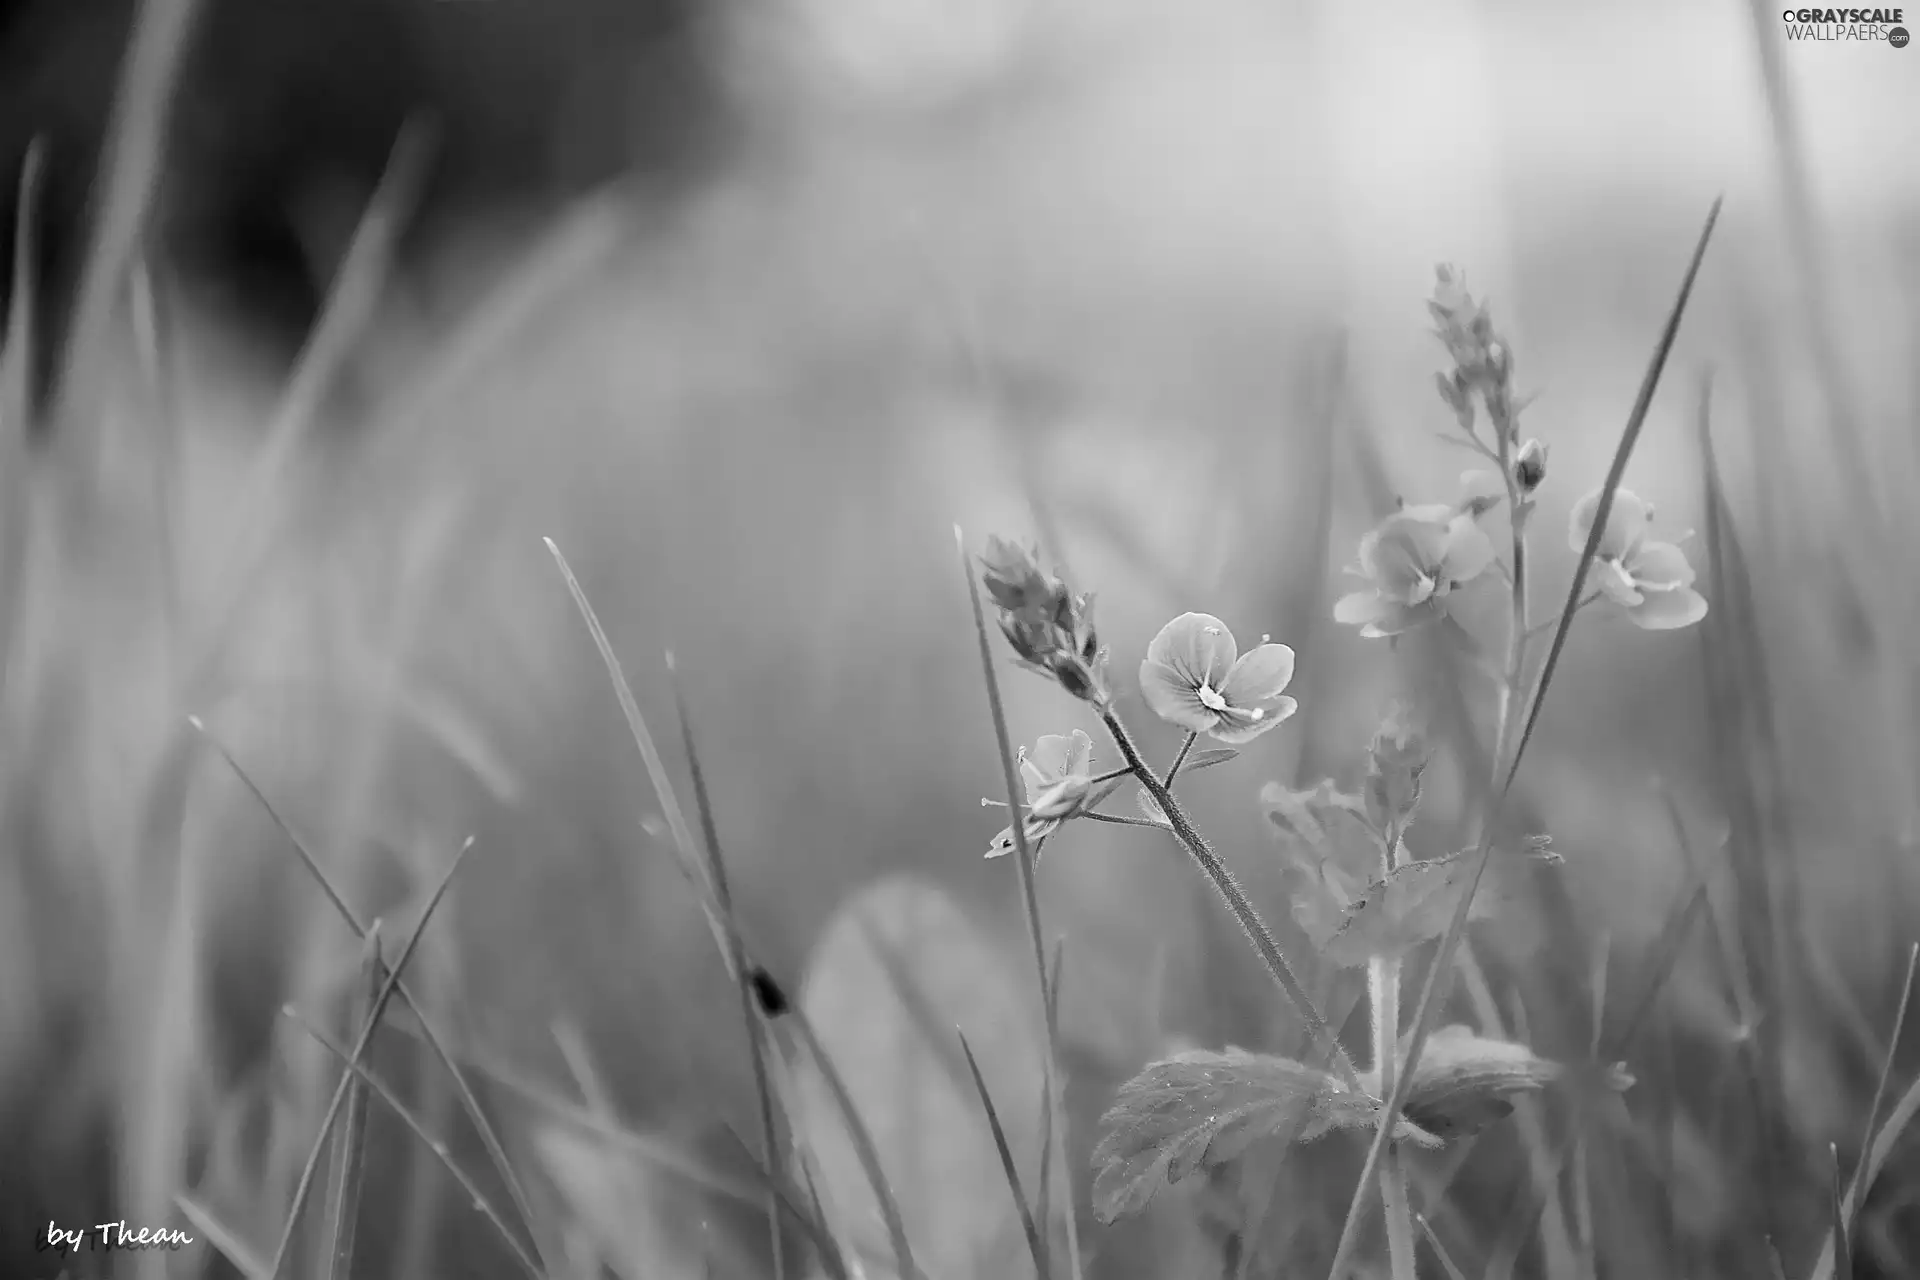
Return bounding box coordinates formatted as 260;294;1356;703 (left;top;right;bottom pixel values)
1364;702;1430;836
1514;438;1548;495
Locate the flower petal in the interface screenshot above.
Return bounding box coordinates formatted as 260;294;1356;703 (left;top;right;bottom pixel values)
1571;488;1652;559
1140;613;1236;732
1593;557;1643;607
1062;728;1095;778
1439;515;1496;585
1026;733;1075;781
1627;540;1695;592
1223;642;1296;706
1147;612;1238;691
1628;585;1708;630
1358;599;1442;639
1211;696;1298;745
1366;519;1446;599
1460;469;1505;506
1139;657;1220;733
1334;590;1392;627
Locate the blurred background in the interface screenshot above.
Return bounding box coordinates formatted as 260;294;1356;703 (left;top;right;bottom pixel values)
1;0;1917;1276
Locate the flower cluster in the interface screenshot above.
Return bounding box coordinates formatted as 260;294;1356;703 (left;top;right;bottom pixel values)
980;537;1109;705
1332;263;1704;640
1430;264;1518;448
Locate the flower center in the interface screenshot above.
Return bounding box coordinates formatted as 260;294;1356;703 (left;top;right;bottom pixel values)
1196;683;1229;712
1408;572;1438;605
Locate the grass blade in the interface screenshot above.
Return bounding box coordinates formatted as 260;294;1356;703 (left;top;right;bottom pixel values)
543;538;732;968
1828;1144;1853;1280
667;651;787;1280
786;1004;923;1280
264;834;482;1279
959;1029;1051;1280
1809;941;1920;1280
0;138;44;702
318;927;383;1280
174;1193;271;1280
53;0;201;416
957;523;1081;1279
195;719;549;1270
285;1009;544;1280
1414;1208;1470;1280
1327;197;1723;1280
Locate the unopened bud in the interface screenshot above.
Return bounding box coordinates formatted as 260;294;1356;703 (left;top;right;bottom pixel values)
1514;438;1548;495
1364;702;1431;836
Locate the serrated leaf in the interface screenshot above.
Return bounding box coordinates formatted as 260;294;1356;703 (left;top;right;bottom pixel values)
1260;780;1384;949
1321;840;1563;967
1090;1048;1438;1224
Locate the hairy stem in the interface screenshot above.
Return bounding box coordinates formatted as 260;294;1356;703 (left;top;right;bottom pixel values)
1101;710;1358;1085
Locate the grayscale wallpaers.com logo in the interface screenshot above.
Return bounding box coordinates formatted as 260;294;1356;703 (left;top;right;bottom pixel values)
1781;7;1910;42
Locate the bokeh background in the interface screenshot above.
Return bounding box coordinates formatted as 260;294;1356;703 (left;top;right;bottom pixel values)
2;0;1918;1276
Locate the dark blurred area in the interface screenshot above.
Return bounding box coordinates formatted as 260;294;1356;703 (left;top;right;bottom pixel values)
0;0;726;414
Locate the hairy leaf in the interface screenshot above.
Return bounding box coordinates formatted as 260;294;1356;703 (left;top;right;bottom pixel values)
1322;838;1562;967
1091;1048;1438;1224
1260;781;1384;949
1364;1025;1631;1143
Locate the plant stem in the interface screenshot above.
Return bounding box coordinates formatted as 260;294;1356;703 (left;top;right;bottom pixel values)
1373;835;1415;1280
1162;731;1198;787
1100;710;1358;1085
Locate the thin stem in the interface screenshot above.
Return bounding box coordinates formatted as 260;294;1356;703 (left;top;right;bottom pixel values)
958;529;1082;1280
1374;835;1415;1280
1079;811;1167;829
1101;709;1358;1085
1526;594;1597;641
1161;732;1198;787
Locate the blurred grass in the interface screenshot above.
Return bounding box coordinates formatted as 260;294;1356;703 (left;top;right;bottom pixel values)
4;0;1920;1277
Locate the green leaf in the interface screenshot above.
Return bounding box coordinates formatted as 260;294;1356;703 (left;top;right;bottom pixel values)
1369;1025;1630;1144
1322;839;1562;968
1090;1048;1438;1225
1260;781;1384;949
1182;748;1241;773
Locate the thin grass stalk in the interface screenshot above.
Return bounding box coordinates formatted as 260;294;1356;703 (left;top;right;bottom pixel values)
1809;942;1920;1280
318;927;383;1280
174;1193;271;1280
667;654;787;1280
264;835;480;1279
959;1031;1051;1280
286;1012;544;1280
1695;376;1790;1227
1373;830;1414;1280
1327;197;1722;1280
195;724;551;1274
783;1006;922;1280
0;139;42;722
53;0;201;423
957;525;1083;1278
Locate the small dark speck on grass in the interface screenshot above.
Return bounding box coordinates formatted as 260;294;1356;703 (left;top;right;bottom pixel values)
749;966;790;1018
